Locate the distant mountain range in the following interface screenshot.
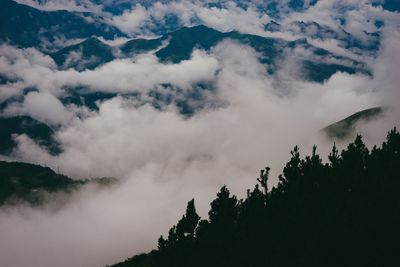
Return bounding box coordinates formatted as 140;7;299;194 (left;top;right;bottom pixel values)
0;0;393;160
2;0;384;54
0;0;125;50
48;25;367;82
19;0;400;15
0;0;378;86
265;20;380;54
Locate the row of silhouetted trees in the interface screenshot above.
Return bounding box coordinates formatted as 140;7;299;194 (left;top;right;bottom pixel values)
112;128;400;267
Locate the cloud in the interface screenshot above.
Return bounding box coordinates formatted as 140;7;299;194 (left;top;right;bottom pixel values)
108;4;150;34
2;39;396;267
62;50;219;93
371;25;400;106
3;91;74;125
107;1;271;37
13;0;104;13
195;2;271;35
0;45;57;101
101;0;400;63
0;44;219;100
1;5;400;266
12;0;400;61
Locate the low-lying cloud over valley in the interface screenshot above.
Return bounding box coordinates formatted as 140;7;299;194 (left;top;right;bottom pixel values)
1;1;399;267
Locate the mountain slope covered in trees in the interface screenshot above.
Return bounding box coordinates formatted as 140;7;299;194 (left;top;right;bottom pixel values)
323;107;386;140
49;25;366;83
0;0;125;50
0;116;61;155
0;161;117;206
0;161;82;206
111;128;400;267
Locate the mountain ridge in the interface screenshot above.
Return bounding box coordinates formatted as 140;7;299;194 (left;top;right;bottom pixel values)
48;25;367;83
0;0;126;51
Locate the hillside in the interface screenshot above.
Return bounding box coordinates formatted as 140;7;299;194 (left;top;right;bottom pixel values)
0;161;81;205
0;116;61;155
323;107;386;140
50;25;367;83
110;128;400;267
0;161;117;206
0;0;125;50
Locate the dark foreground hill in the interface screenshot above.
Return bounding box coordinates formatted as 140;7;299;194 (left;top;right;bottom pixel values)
110;127;400;267
0;161;81;205
0;161;116;206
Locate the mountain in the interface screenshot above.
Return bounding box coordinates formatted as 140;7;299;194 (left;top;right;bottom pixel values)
0;161;81;205
154;26;367;82
0;160;118;206
51;37;115;70
323;107;386;140
120;38;164;57
50;25;367;83
0;0;125;51
155;25;224;63
0;116;61;155
0;24;373;158
60;90;118;110
286;21;380;53
50;36;163;70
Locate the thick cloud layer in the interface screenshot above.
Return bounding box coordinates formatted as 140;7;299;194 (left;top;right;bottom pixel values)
1;37;399;266
0;45;218;94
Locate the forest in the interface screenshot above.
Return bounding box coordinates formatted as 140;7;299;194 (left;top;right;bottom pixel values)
112;128;400;267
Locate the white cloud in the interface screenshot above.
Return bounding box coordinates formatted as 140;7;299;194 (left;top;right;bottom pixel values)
3;91;74;125
0;44;219;97
195;2;271;35
13;0;104;13
371;25;400;106
3;40;395;267
1;4;400;266
63;50;219;93
108;4;150;35
107;1;271;37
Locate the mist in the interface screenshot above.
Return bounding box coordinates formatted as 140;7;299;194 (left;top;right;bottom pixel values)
1;1;400;267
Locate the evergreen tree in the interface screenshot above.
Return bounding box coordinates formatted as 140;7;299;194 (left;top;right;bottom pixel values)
176;199;200;237
112;128;400;267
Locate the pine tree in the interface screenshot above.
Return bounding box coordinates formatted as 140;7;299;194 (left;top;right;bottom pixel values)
176;199;200;237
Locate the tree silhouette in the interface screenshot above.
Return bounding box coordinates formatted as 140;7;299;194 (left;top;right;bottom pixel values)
112;128;400;267
176;199;200;237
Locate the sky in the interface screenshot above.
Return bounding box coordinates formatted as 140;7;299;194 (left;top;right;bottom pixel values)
0;1;400;267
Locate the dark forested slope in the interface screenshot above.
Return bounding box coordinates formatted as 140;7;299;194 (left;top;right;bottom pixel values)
0;161;117;206
0;0;125;50
111;128;400;267
0;161;81;205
